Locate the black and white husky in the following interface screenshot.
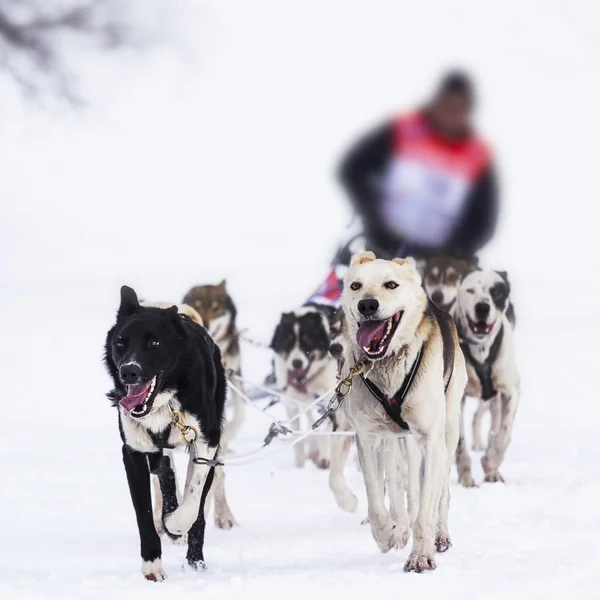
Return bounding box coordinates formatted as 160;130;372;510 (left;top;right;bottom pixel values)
453;269;520;486
104;286;227;581
271;305;338;469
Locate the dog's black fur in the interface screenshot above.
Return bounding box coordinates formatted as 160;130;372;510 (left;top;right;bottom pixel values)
104;286;226;577
270;306;331;360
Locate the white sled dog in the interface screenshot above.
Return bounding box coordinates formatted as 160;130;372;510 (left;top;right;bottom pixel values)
336;252;466;572
453;269;519;486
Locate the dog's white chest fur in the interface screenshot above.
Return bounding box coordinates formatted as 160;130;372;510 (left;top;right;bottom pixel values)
120;392;199;453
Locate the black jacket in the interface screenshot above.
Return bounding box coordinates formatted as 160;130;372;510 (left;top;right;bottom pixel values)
338;120;498;259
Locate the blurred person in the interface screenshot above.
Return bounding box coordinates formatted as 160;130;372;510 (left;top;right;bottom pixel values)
308;70;498;307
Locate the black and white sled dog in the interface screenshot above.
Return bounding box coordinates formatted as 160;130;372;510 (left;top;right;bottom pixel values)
271;304;339;469
453;269;520;486
183;280;245;439
104;286;228;581
141;300;237;533
335;252;467;572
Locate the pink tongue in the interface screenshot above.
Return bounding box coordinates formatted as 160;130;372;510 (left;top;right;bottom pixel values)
120;381;152;414
356;320;388;349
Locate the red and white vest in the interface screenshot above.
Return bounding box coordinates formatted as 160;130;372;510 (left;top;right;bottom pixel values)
381;112;490;247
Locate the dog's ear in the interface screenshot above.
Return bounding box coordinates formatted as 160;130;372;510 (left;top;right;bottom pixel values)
496;270;509;285
414;258;427;276
392;256;417;270
270;312;294;349
118;286;140;319
495;270;511;296
350;251;376;267
217;279;227;291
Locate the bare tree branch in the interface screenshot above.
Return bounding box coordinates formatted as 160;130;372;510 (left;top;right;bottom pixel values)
0;1;142;106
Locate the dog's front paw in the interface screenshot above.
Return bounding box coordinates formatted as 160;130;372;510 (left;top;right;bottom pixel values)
164;507;193;537
435;534;452;553
186;559;207;572
484;471;505;483
370;516;397;553
404;552;436;573
458;471;477;488
316;458;330;470
334;489;358;513
142;559;167;582
394;525;411;549
215;506;238;530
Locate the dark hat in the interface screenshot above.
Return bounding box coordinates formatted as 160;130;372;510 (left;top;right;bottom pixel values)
436;70;475;103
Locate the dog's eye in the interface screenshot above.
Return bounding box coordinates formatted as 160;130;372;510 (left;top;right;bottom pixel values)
350;282;362;291
211;302;218;309
115;340;124;349
384;281;398;290
466;288;475;294
149;340;160;348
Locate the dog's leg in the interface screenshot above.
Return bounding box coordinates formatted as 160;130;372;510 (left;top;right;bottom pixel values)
152;475;163;534
329;433;357;513
385;438;411;549
121;445;165;582
163;443;218;538
405;429;446;573
306;407;323;466
317;427;332;470
481;394;503;482
436;400;460;553
456;395;475;488
472;400;487;451
226;367;245;441
212;466;238;529
356;434;396;553
285;403;305;468
482;388;519;482
149;452;187;546
186;466;216;570
404;435;421;527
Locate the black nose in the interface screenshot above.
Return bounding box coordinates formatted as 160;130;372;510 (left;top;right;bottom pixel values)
329;343;343;359
431;290;444;306
475;302;490;320
291;359;304;370
357;298;379;317
119;363;142;384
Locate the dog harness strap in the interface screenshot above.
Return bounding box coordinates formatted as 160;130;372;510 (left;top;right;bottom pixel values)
444;362;454;393
460;324;504;401
360;346;424;430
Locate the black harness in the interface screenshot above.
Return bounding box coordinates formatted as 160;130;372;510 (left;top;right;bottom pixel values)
459;324;504;401
359;347;423;430
359;344;453;430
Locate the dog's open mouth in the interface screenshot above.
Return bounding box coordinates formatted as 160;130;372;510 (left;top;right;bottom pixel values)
120;373;163;418
468;316;495;336
356;311;403;360
287;368;309;392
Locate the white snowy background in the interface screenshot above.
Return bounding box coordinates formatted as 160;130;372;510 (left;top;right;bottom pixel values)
1;1;599;598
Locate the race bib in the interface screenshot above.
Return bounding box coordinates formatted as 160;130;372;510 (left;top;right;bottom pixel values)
381;157;471;247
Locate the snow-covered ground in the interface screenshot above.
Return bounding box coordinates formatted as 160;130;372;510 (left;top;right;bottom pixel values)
1;1;599;597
